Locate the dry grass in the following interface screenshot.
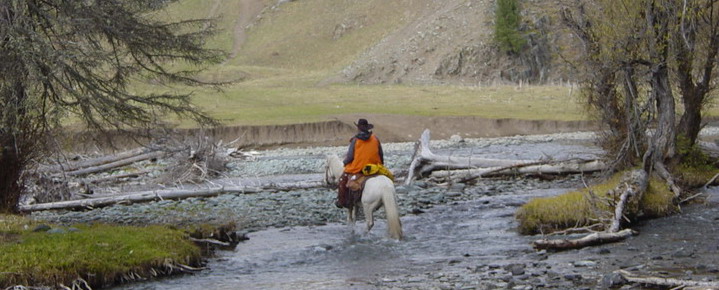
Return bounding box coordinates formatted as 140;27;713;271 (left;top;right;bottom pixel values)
515;172;677;235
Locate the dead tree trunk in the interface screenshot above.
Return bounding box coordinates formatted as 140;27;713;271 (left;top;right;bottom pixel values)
65;150;166;176
608;169;648;232
406;129;605;185
42;147;148;173
533;229;636;250
18;186;263;212
616;270;719;289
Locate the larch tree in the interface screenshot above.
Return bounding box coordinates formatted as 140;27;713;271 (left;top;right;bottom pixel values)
0;0;224;212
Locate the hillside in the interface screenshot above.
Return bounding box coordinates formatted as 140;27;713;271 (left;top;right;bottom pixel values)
169;0;568;86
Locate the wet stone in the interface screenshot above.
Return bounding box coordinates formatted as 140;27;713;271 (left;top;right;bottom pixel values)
573;260;597;267
47;228;67;234
32;224;51;232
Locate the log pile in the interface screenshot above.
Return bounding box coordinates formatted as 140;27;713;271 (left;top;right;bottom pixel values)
405;129;606;185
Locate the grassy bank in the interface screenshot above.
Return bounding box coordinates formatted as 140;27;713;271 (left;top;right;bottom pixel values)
0;215;201;288
515;172;678;235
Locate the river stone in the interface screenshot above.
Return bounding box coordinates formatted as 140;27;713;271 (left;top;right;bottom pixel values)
32;224;51;232
573;260;597;267
47;228;67;234
505;264;526;276
672;247;695;258
598;272;626;289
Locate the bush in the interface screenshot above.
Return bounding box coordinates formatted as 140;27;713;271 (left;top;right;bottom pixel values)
494;0;526;54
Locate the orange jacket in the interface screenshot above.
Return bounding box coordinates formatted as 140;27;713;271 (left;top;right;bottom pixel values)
344;133;383;174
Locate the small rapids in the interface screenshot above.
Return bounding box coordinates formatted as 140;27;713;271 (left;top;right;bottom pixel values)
117;187;575;290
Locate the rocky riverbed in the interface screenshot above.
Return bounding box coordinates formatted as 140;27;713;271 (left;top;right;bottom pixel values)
30;130;719;289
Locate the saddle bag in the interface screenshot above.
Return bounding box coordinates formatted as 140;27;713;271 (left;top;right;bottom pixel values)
346;173;367;192
361;163;394;181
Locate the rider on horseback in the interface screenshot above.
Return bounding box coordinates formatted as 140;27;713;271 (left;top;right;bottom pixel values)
335;118;384;208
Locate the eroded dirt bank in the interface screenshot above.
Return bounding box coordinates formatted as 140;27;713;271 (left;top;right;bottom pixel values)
67;115;597;152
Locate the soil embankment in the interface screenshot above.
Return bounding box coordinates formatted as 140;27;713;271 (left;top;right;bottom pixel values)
64;115;597;152
207;115;596;148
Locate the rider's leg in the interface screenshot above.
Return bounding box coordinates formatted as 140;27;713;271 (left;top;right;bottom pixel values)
336;173;349;208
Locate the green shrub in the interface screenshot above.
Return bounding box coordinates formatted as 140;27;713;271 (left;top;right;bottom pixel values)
494;0;526;54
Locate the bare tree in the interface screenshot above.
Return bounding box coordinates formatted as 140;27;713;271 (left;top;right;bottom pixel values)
0;0;224;212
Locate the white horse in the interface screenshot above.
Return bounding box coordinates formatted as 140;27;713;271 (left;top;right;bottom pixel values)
324;154;403;240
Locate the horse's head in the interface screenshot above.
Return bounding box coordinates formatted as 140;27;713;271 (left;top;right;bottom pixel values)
324;153;343;187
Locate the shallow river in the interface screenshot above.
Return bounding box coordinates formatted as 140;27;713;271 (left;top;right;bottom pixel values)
119;185;580;290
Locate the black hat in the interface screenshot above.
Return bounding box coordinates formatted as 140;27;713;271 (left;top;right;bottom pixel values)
355;118;374;130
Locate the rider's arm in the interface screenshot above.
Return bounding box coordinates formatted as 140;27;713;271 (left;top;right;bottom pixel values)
343;138;356;165
378;138;384;164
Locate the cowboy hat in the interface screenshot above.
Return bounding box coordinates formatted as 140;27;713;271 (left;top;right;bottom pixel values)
354;118;374;130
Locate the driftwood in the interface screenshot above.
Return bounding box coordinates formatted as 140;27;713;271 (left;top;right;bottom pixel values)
85;169;153;184
533;228;636;250
64;150;166;176
430;159;606;181
18;186;262;212
42;147;149;173
406;130;535;184
616;269;719;289
406;129;606;184
608;170;648;232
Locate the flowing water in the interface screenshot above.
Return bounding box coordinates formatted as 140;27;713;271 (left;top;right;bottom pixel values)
118;186;574;290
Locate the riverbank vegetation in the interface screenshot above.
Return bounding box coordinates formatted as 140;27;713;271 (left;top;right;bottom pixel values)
516;171;679;235
0;215;202;288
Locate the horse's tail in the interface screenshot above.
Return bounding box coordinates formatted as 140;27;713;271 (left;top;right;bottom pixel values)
380;178;403;240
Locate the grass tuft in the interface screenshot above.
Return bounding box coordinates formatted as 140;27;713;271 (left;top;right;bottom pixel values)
515;171;678;235
0;216;200;288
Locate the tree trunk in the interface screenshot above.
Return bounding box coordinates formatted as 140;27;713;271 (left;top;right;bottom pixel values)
532;229;636;250
64;150;166;176
0;144;22;213
616;270;719;288
42;147;148;173
429;159;606;182
405;129;535;184
18;186;263;212
406;129;605;184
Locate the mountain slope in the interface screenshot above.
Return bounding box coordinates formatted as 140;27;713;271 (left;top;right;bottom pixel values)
170;0;565;85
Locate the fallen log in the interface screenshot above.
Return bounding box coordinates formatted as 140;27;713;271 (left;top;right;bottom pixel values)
608;170;648;232
532;228;636;250
616;269;719;288
429;159;606;181
42;147;149;173
18;186;262;212
406;129;606;184
85;169;153;184
65;150;166;176
405;129;541;184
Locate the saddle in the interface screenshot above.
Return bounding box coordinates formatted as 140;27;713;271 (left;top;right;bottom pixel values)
346;173;369;192
339;165;393;209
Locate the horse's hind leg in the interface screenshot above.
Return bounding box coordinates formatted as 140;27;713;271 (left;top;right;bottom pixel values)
363;202;379;234
347;207;356;233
